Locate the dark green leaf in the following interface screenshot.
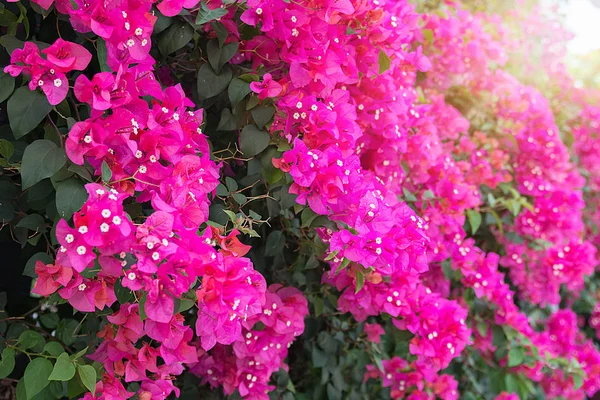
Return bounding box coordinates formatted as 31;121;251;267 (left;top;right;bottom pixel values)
55;178;88;219
77;365;96;395
0;139;14;161
0;347;15;379
0;9;17;27
207;40;238;74
178;298;195;313
195;2;227;25
0;71;15;103
49;353;75;381
24;357;52;399
264;231;284;256
96;39;110;72
157;21;194;55
311;346;327;368
21;140;67;189
197;64;232;100
231;193;246;205
68;164;93;182
153;8;172;34
228;78;251;104
211;21;229;47
56;319;79;346
239;125;269;157
16;214;46;233
101;161;112;183
251;105;275;129
39;313;59;329
8;87;53;139
355;269;365;293
216;108;236;131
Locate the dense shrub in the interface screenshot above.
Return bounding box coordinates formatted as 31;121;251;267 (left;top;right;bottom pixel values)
0;0;599;399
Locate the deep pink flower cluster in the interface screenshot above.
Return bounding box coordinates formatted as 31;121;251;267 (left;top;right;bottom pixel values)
235;0;472;390
365;356;459;400
11;0;600;396
192;284;308;400
4;39;91;104
8;0;309;396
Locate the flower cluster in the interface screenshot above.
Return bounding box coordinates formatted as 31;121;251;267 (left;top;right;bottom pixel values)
4;39;91;104
7;0;600;397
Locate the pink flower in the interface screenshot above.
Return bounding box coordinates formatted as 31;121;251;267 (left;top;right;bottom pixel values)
42;38;92;71
364;323;385;343
32;261;73;297
250;73;282;100
74;72;116;110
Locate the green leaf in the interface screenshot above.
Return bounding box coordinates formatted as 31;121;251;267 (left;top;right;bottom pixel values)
225;177;238;192
264;231;284;256
68;164;93;182
18;330;45;352
21;140;67;189
69;347;88;361
197;64;233;100
56;319;79;346
96;39;110;72
138;293;148;321
573;373;583;389
153;8;172;33
240;125;270;157
101;161;112;183
42;342;64;357
311;346;328;368
16;214;46;233
231;193;246;205
177;298;195;313
505;374;519;393
77;365;96;395
0;139;14;161
211;21;229;47
0;71;15;103
335;257;351;274
251;105;275;129
355;269;365;293
313;296;325;317
195;2;227;25
402;187;417;202
508;346;525;367
466;209;482;235
23;252;53;278
378;50;391;74
55;178;88;219
208;40;238;74
39;313;59;329
48;353;75;381
228;78;252;104
8;87;53;139
24;357;52;399
0;347;15;379
216;108;236;131
157;21;194;55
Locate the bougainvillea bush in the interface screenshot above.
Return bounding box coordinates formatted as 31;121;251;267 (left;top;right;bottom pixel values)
1;0;600;398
